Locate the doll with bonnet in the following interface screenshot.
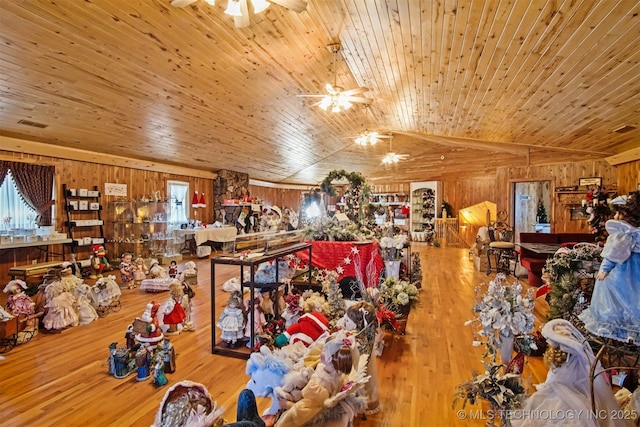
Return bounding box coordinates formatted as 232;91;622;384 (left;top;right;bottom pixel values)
3;279;35;316
217;291;246;348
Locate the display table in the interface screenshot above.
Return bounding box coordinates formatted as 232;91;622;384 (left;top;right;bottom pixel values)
194;226;237;246
295;240;384;287
210;242;313;359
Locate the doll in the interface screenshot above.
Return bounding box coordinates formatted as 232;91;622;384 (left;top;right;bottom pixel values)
133;257;148;287
161;281;186;335
274;331;367;427
217;291;246;348
180;282;195;332
119;252;135;289
43;280;79;330
579;191;640;345
178;260;198;286
73;283;99;325
260;290;275;321
244;296;266;348
168;260;178;279
3;279;35;316
149;259;168;279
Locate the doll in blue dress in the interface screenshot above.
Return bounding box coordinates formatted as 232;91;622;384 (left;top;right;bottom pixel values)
579;191;640;345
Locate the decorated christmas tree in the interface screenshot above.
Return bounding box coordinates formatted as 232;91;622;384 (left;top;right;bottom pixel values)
324;271;346;324
536;201;549;224
586;190;611;244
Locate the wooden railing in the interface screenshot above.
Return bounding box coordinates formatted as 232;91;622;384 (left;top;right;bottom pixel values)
434;218;469;248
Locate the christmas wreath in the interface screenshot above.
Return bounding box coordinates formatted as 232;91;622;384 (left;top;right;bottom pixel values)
320;169;366;197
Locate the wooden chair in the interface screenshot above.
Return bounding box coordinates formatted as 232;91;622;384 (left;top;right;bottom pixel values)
486;211;518;275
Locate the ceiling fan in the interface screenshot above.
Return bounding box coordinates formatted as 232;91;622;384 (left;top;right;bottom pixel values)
353;131;393;146
297;43;373;113
381;136;409;164
170;0;308;28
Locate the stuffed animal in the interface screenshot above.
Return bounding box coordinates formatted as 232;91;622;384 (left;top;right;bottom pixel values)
90;245;111;279
274;311;329;347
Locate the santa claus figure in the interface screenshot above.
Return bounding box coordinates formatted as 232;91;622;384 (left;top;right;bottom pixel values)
274;311;329;347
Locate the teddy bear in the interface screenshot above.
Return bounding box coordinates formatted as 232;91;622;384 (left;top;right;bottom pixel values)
274;311;329;347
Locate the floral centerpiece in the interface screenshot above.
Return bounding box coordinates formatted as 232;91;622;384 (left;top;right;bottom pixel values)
465;274;536;362
377;276;419;316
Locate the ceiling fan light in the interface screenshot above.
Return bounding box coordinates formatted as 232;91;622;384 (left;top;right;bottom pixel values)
355;135;367;146
251;0;270;13
204;0;215;5
318;96;332;111
224;0;243;16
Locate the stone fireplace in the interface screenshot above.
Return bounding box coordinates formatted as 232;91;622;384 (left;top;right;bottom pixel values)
214;169;249;224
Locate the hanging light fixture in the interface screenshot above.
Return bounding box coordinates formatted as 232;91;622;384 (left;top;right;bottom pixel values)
204;0;215;4
224;0;243;16
381;136;408;164
355;131;381;146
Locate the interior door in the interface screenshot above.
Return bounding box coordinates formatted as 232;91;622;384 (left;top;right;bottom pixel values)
513;181;551;242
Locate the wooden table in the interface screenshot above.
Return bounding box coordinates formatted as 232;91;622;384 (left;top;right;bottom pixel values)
517;242;563;255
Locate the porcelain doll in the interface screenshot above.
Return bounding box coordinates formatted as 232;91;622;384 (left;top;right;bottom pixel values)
244;296;266;348
579;191;640;345
180;282;195;332
133;257;148;287
149;259;168;279
217;291;246;348
43;280;79;330
73;283;99;325
178;260;198;286
161;281;186;335
3;279;35;316
59;262;82;292
119;252;136;289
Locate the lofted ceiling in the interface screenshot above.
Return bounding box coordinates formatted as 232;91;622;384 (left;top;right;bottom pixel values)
0;0;638;186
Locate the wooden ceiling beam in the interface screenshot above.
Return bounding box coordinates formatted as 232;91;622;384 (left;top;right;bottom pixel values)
605;147;640;166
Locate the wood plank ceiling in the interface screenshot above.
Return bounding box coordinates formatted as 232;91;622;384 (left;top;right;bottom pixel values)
0;0;638;185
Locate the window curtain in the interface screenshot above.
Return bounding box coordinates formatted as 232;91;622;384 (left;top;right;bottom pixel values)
9;162;55;226
0;161;9;188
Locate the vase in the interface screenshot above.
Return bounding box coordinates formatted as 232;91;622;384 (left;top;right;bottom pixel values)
499;333;514;365
384;260;401;279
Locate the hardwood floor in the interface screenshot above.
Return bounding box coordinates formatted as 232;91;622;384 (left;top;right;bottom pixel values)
0;246;550;426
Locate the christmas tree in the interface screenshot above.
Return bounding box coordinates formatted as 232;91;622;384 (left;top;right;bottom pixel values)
324;271;346;324
536;201;549;224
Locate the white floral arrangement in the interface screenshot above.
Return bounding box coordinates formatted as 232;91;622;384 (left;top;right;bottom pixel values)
379;234;407;260
465;274;536;352
378;276;419;314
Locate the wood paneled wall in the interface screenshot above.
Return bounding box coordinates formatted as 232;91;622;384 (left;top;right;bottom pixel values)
0;150;214;280
615;159;640;194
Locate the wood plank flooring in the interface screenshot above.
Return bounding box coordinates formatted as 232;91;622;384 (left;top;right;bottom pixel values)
0;245;550;426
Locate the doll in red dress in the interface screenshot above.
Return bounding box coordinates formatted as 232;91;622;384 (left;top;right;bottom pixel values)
162;281;186;335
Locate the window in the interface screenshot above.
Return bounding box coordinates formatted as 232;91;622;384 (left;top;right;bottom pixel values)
0;170;38;230
167;180;189;225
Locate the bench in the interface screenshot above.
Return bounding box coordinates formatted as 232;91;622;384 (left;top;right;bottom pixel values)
518;232;593;287
8;259;92;282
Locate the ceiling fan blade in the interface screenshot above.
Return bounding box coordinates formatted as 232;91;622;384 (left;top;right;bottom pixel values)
344;96;374;104
341;87;370;96
171;0;198;7
269;0;308;13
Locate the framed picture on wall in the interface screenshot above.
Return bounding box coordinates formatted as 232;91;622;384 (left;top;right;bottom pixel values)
579;177;602;187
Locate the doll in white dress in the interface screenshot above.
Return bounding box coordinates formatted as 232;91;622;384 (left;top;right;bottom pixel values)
217;291;245;348
43;280;79;330
74;283;99;325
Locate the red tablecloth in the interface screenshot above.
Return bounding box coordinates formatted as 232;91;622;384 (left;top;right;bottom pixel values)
294;240;384;287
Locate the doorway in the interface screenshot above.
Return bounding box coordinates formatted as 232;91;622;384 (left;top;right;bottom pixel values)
513;181;552;242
